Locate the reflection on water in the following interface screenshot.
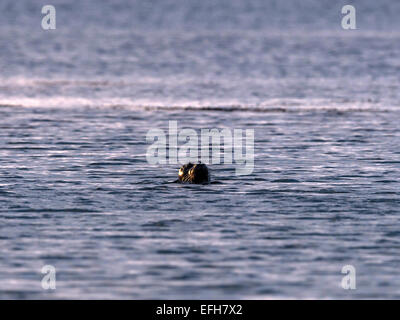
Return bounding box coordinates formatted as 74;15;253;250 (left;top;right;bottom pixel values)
1;0;400;299
1;107;400;299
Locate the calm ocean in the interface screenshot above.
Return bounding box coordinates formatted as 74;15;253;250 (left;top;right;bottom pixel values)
1;0;400;299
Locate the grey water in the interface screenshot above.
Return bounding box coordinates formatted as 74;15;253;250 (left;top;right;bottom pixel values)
1;0;400;299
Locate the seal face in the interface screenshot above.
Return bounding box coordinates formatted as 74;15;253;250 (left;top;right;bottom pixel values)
178;162;210;184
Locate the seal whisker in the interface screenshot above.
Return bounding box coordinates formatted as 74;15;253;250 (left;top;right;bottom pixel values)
177;162;210;184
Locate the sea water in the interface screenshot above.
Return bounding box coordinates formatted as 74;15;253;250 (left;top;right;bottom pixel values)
1;0;400;299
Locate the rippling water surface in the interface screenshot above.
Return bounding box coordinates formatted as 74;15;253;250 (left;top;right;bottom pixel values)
1;108;400;299
1;0;400;299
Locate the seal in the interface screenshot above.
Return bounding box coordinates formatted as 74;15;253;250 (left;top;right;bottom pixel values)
178;162;210;184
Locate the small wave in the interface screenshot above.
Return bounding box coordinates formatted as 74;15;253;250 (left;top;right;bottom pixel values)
0;77;162;88
0;96;398;113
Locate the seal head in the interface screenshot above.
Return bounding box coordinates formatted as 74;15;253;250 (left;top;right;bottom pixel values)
178;162;210;184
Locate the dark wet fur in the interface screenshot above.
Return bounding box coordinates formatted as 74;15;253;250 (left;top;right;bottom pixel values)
178;162;210;184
